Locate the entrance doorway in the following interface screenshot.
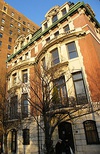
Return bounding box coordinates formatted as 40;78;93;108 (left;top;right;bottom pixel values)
58;122;75;152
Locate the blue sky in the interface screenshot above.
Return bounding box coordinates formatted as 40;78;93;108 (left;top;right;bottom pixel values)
4;0;100;26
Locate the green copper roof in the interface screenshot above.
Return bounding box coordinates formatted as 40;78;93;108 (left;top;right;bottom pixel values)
7;1;100;62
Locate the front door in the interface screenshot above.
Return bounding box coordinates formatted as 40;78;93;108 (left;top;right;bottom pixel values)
58;122;75;152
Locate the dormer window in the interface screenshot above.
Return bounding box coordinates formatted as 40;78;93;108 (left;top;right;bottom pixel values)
44;22;48;29
21;41;24;47
62;8;67;16
15;46;17;51
26;37;29;42
52;15;58;23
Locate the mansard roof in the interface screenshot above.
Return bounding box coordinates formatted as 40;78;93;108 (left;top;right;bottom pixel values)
7;1;100;62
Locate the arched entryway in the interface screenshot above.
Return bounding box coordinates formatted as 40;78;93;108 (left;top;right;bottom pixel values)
58;122;75;152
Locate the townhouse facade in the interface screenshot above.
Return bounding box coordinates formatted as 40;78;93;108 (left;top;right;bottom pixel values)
6;1;100;154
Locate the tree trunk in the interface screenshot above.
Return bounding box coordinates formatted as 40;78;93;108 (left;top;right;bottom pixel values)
45;137;54;154
44;122;54;154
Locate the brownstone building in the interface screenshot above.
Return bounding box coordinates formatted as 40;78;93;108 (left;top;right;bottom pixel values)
0;0;39;84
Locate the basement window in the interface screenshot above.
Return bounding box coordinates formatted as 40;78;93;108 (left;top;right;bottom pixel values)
83;120;100;144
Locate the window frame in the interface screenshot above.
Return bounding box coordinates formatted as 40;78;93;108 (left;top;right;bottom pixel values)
11;12;14;16
63;25;70;32
46;37;50;43
23;129;30;145
1;19;5;24
53;76;68;106
44;22;48;29
8;45;11;50
51;48;60;66
83;120;100;145
0;26;4;31
67;42;78;59
21;93;28;118
3;6;7;11
22;69;28;83
9;37;12;42
72;72;87;105
10;95;18;119
0;41;2;47
9;30;13;35
61;8;67;16
12;73;17;84
0;33;3;38
54;31;59;37
52;14;58;23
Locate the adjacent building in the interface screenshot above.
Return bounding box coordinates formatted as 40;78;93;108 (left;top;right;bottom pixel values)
6;1;100;154
0;0;39;84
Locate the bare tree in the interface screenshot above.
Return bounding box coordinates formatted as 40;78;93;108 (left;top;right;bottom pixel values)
24;63;99;154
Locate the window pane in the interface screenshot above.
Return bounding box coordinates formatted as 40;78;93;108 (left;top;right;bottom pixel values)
62;8;67;15
69;51;78;59
46;37;50;42
53;76;68;106
22;94;28;118
54;31;59;37
67;42;78;59
73;72;87;104
10;96;18;119
74;80;85;94
0;33;3;38
64;25;70;32
73;73;82;81
44;22;48;29
22;70;28;83
51;48;60;66
52;15;58;23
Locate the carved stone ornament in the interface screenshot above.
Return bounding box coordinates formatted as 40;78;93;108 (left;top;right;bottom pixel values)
45;5;60;18
15;34;25;45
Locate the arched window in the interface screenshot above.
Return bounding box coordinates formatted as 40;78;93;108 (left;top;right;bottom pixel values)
83;120;99;144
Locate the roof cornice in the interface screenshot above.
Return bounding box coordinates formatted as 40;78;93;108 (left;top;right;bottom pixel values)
7;1;100;62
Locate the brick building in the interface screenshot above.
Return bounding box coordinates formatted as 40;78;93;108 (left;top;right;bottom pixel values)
6;1;100;154
0;0;39;84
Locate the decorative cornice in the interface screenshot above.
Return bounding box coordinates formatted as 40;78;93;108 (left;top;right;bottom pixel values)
7;1;100;62
36;29;86;62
